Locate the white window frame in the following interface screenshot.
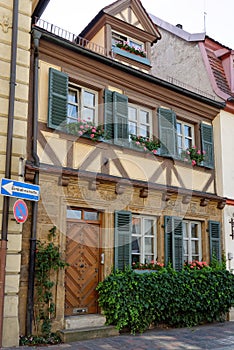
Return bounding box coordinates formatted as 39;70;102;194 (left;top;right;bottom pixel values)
131;215;157;264
112;31;145;52
176;120;195;154
67;84;98;124
128;103;152;139
183;220;202;263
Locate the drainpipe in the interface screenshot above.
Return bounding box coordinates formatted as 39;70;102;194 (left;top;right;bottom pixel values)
0;0;19;347
26;29;41;335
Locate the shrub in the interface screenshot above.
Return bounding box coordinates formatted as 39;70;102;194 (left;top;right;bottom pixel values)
97;266;234;334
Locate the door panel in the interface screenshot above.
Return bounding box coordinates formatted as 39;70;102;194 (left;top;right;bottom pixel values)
65;221;100;315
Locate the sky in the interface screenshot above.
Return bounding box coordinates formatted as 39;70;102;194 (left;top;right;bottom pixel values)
42;0;234;49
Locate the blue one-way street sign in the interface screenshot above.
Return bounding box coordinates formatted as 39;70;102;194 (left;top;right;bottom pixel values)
0;178;40;201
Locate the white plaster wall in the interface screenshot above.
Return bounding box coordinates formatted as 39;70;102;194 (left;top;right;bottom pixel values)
151;28;222;102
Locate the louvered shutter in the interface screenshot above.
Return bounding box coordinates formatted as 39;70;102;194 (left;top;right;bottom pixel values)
164;216;183;270
104;89;114;141
209;221;221;262
158;107;177;157
114;211;132;270
201;123;214;168
48;68;68;129
113;92;128;146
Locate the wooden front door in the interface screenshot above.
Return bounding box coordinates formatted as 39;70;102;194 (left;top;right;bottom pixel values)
65;209;100;316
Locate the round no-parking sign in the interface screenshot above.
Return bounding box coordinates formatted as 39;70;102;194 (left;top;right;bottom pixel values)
13;199;28;223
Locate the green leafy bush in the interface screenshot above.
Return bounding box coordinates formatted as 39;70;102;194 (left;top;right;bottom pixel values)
97;267;234;334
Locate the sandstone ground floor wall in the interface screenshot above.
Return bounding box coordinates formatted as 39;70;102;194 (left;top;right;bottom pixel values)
19;171;224;335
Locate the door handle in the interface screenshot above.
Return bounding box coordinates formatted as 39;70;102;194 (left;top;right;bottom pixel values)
101;253;104;264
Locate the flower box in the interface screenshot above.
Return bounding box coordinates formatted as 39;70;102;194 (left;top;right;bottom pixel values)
133;269;159;274
112;46;150;66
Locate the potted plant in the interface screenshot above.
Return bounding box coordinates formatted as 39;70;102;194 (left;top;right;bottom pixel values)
130;134;160;155
115;41;146;57
181;146;206;166
62;118;108;141
132;260;164;273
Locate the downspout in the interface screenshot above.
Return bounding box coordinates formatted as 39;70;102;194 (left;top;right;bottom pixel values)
0;0;19;346
26;28;41;335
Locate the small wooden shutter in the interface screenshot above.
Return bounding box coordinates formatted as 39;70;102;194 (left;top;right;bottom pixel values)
114;211;132;270
158;107;177;157
209;221;221;262
113;92;128;146
104;89;114;141
48;68;68;129
164;216;183;270
201;123;214;168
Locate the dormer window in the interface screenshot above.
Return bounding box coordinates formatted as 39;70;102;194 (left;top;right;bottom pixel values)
112;31;144;52
111;31;147;61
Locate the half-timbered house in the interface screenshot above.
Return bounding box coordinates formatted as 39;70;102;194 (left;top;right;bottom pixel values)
20;0;226;338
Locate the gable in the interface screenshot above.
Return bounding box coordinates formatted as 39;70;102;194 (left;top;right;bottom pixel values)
103;0;160;39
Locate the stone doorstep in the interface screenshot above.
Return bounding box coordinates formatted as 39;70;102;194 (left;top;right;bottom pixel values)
64;314;106;329
58;325;119;343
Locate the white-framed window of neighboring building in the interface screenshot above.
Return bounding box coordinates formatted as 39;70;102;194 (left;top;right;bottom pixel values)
131;215;157;264
183;220;202;263
112;31;145;53
128;104;152;139
176;120;194;155
67;85;97;124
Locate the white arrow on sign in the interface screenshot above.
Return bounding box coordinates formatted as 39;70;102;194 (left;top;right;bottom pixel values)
2;181;39;197
2;181;13;195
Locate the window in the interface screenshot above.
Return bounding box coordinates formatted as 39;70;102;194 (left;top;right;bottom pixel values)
128;105;152;139
112;31;144;52
114;211;157;271
67;86;96;124
158;107;214;168
48;68;97;129
176;121;194;155
183;221;201;262
104;89;153;147
131;215;157;265
165;216;221;270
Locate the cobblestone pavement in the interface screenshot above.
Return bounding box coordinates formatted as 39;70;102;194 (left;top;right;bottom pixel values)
4;322;234;350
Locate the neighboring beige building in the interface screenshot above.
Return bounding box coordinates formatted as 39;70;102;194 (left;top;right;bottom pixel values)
150;15;234;272
0;0;49;347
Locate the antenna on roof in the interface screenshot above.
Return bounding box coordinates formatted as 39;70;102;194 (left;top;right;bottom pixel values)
203;0;207;33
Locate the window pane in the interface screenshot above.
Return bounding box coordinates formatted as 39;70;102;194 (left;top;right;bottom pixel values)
177;136;182;148
68;90;78;103
132;237;140;253
139;110;149;124
177;122;182;134
67;209;82;219
129;40;142;50
184;125;192;137
192;240;199;255
139;125;149;137
84;91;95;107
132;255;140;264
129;121;137;135
83;108;94;123
84;211;99;221
132;218;141;235
183;240;188;255
191;223;199;238
144;237;153;254
68;105;78;119
144;254;154;264
128;106;137;121
185;138;192;149
144;219;154;236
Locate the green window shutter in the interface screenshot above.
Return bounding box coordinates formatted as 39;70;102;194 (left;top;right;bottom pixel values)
164;216;183;270
48;68;68;129
114;211;132;270
104;89;114;141
158;107;177;157
209;221;221;262
201;123;214;168
113;92;128;146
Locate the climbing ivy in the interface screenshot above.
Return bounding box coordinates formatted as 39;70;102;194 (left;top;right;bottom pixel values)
34;226;68;338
